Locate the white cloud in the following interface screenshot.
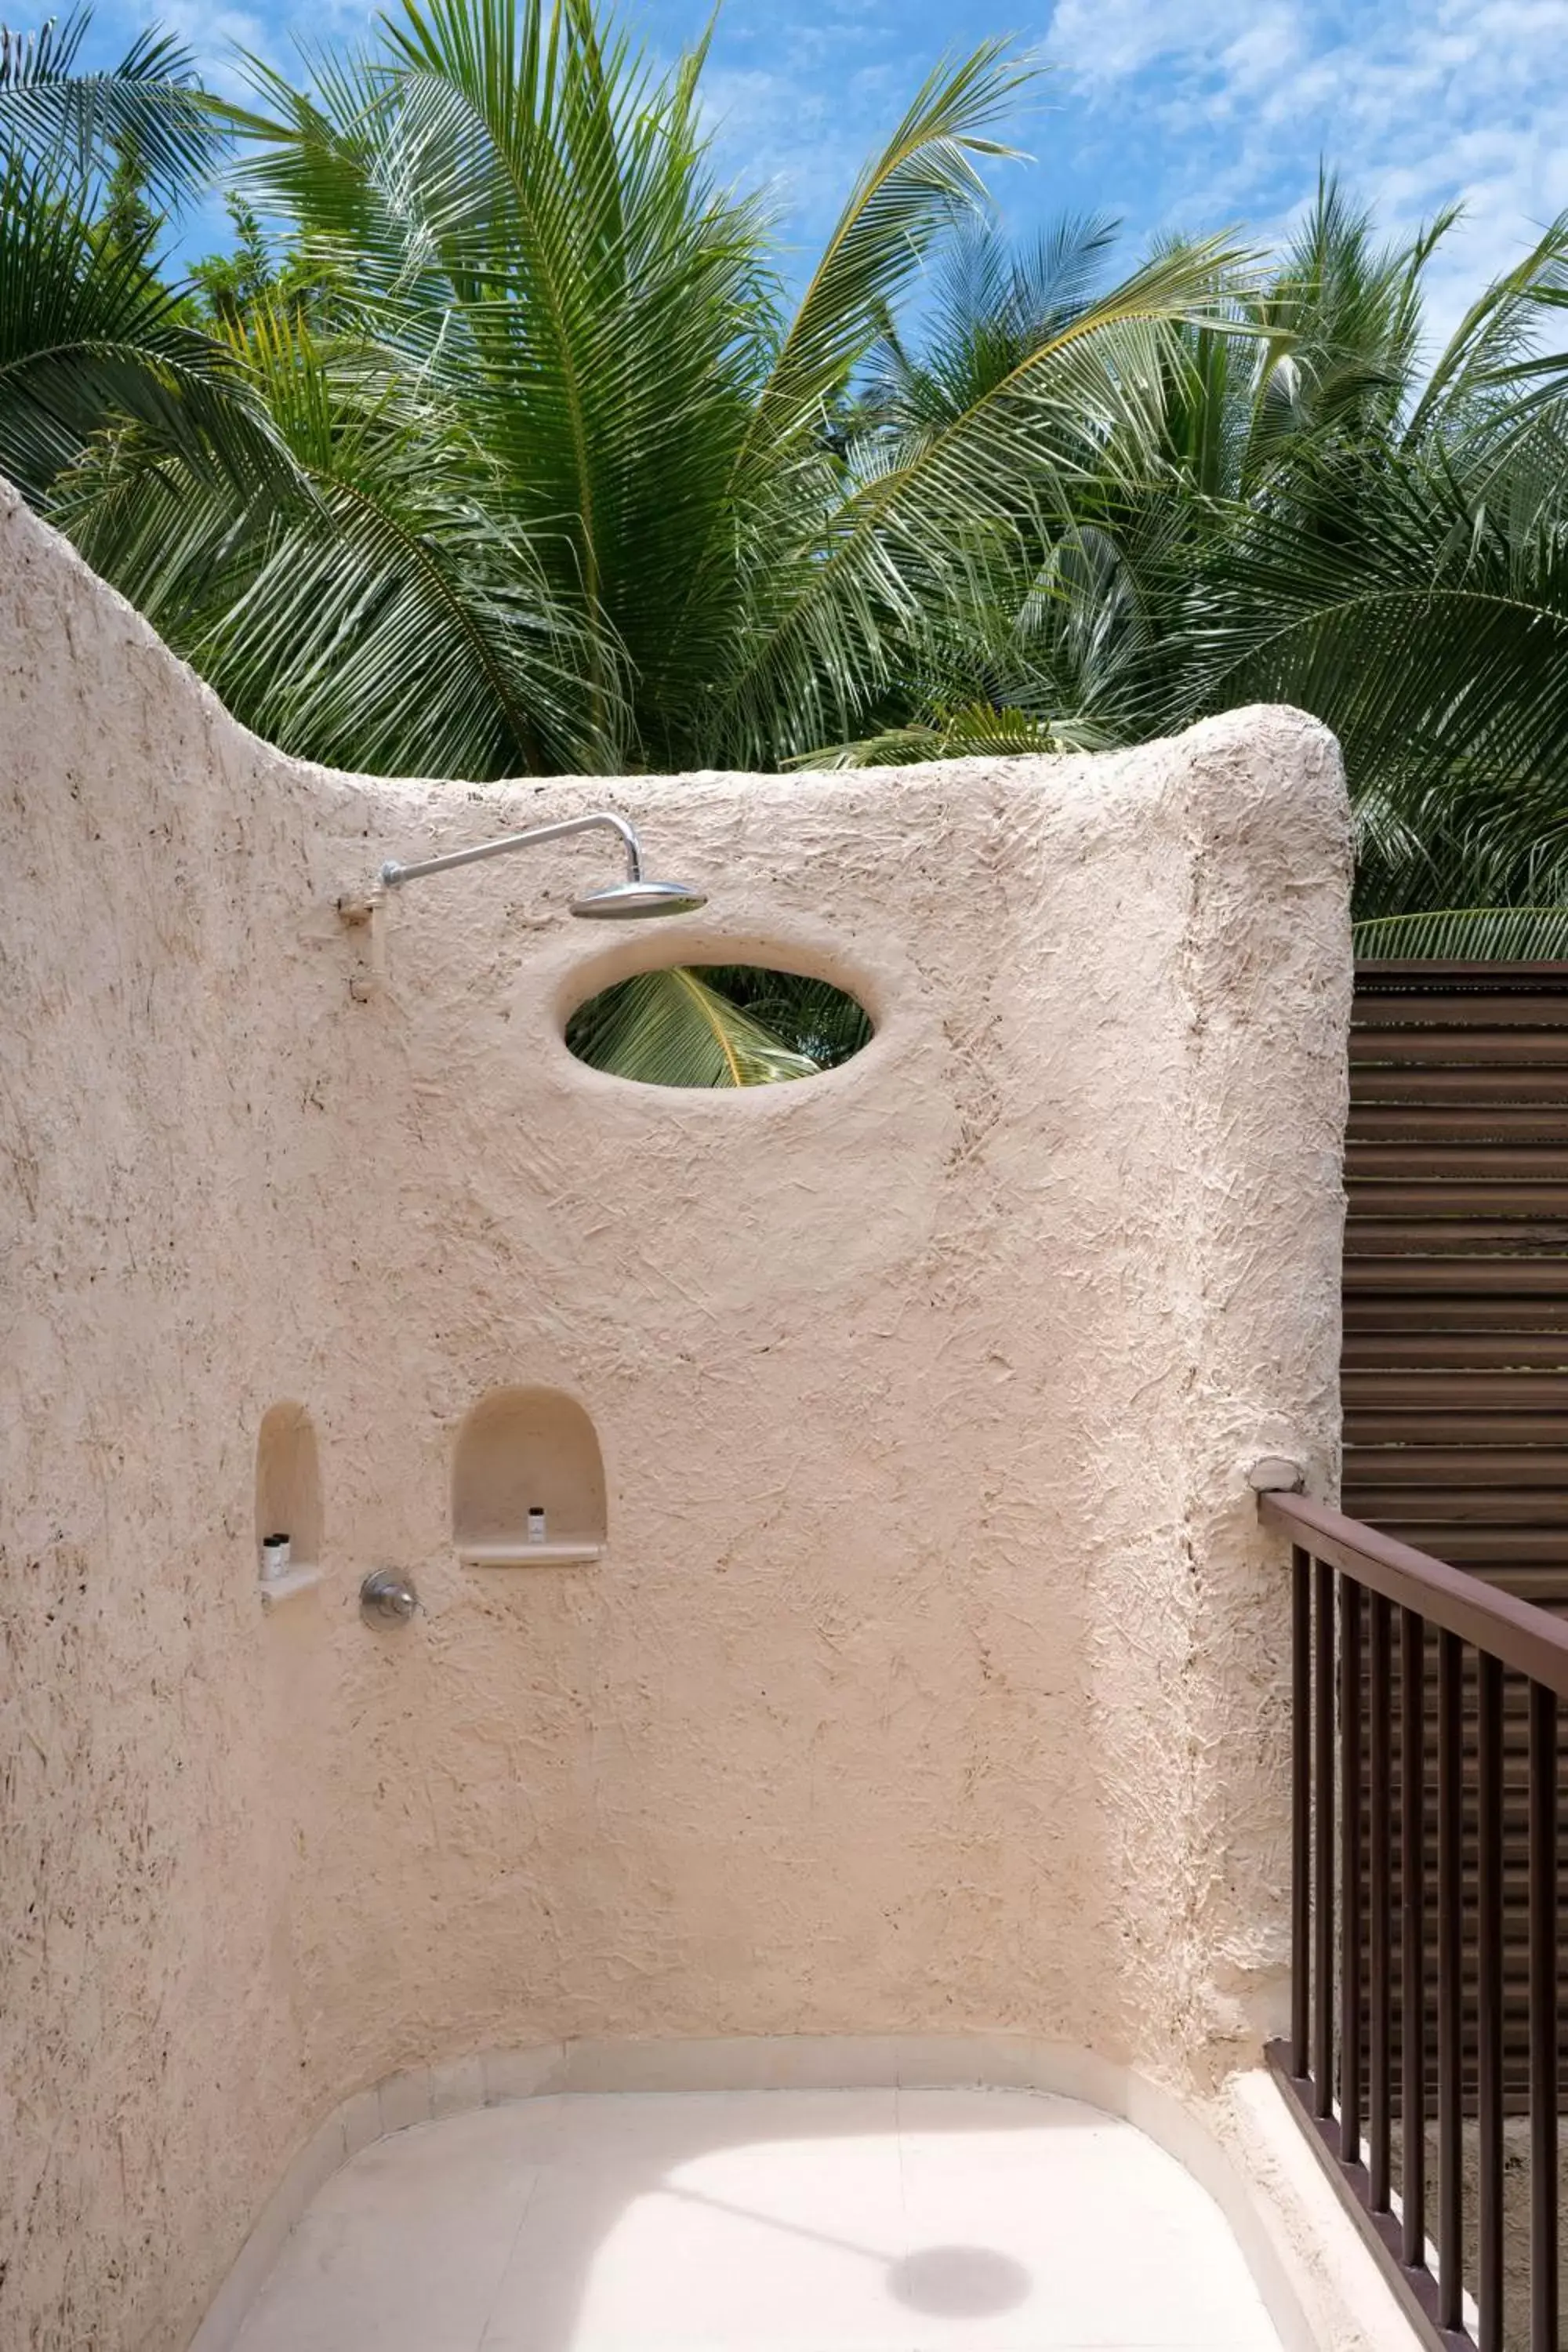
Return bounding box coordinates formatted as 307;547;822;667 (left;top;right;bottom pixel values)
693;31;927;246
1044;0;1568;345
1045;0;1266;83
158;1;280;96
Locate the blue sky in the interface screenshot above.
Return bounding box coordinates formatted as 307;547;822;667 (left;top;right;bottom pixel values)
81;0;1568;347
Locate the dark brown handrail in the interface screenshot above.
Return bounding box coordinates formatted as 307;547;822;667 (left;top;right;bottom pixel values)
1261;1490;1568;1699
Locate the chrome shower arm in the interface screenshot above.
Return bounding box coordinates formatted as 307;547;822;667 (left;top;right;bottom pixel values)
379;811;643;891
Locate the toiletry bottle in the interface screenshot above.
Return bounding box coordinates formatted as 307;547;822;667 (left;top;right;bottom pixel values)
527;1506;546;1544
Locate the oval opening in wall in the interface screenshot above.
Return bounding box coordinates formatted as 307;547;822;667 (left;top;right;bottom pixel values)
565;965;873;1088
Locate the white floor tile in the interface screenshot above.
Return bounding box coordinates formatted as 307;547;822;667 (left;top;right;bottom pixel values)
234;2106;546;2352
227;2084;1282;2352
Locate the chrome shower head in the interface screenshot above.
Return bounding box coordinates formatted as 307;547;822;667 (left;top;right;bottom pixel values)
376;809;705;918
570;877;706;920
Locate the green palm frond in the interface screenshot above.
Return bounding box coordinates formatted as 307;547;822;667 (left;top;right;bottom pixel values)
738;41;1035;458
63;301;605;776
804;702;1091;768
693;967;872;1067
655;38;1040;750
858;212;1120;432
1246;174;1440;449
1170;445;1568;913
0;7;225;208
711;234;1258;764
1406;213;1568;442
1353;907;1568;960
0;158;284;503
229;0;779;766
565;967;822;1087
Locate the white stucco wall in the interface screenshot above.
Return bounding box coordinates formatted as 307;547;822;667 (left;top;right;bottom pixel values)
0;485;1353;2351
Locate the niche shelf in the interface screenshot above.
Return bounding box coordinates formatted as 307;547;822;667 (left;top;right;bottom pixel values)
453;1388;607;1568
255;1402;325;1598
458;1540;605;1566
258;1565;325;1607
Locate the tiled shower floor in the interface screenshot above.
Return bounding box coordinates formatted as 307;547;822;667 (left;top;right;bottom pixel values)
232;2086;1283;2352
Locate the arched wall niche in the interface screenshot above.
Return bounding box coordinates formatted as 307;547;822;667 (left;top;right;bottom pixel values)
452;1387;608;1566
254;1403;324;1573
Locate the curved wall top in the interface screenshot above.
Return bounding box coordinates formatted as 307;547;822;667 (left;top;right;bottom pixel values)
0;482;1352;2351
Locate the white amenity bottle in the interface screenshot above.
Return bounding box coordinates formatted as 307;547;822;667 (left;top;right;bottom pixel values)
527;1506;546;1545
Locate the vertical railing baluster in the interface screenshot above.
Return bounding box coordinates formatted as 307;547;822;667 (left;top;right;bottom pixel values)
1400;1604;1426;2270
1437;1628;1465;2333
1476;1652;1504;2352
1292;1546;1312;2079
1264;1493;1568;2348
1369;1592;1392;2211
1341;1577;1365;2169
1314;1558;1337;2118
1530;1679;1559;2352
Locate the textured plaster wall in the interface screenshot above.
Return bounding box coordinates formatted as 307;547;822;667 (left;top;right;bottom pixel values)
0;483;1352;2352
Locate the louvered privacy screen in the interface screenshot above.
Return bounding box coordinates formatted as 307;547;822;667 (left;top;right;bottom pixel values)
1346;961;1568;1602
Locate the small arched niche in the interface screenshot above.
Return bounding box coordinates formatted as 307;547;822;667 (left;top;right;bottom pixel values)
453;1388;608;1566
254;1403;323;1583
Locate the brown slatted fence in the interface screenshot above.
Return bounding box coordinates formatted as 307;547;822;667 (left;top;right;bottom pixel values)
1338;965;1568;2350
1347;962;1568;1602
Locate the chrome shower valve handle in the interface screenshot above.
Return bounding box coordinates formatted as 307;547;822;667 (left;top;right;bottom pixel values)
360;1570;419;1624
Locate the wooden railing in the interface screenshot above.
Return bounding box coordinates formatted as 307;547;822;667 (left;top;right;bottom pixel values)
1263;1490;1568;2352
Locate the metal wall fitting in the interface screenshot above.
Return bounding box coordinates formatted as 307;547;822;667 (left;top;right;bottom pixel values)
360;1569;419;1624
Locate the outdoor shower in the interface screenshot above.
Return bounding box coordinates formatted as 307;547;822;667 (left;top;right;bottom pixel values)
379;811;706;918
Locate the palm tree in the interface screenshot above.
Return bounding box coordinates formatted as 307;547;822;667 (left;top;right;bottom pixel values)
1180;211;1568;946
54;0;1242;783
0;7;281;505
829;182;1568;956
2;5;217;198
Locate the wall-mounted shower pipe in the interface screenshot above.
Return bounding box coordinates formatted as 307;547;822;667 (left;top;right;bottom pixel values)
378;811;706;920
380;811;643;891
